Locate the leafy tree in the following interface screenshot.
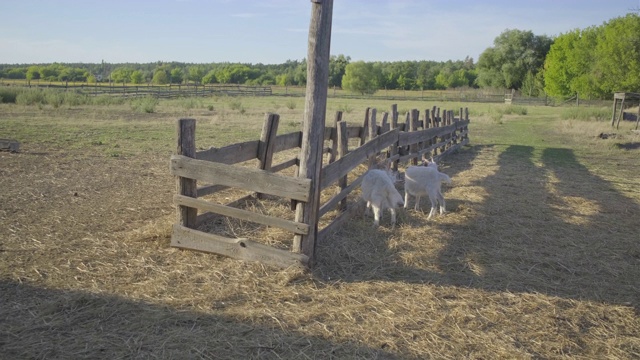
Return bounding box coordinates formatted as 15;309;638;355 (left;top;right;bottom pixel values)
329;54;350;88
415;61;439;90
26;66;40;85
342;61;379;95
152;69;169;85
110;67;133;84
130;70;144;84
276;71;295;87
595;13;640;94
170;67;183;84
187;65;206;85
202;70;217;84
293;60;307;86
6;67;26;79
477;29;552;89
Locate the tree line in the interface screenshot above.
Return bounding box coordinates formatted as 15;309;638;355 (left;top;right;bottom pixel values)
1;13;638;99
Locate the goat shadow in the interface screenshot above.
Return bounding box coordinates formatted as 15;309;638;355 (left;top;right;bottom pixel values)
314;144;640;309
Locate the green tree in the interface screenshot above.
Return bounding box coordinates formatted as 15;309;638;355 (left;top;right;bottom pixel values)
26;66;40;85
110;67;133;84
170;67;183;84
329;54;350;88
187;65;206;85
595;13;640;94
342;61;378;95
202;70;217;84
477;29;552;89
152;69;169;85
276;71;295;87
130;70;144;84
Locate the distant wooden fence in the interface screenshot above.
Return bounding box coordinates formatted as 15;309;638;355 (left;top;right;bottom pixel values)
170;104;470;269
28;83;272;98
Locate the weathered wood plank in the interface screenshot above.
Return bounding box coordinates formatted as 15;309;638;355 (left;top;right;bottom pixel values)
196;140;260;164
174;194;309;234
176;119;198;228
398;121;468;147
270;157;298;173
171;155;311;202
318;173;364;218
171;225;309;269
337;120;349;210
320;128;399;190
272;131;302;153
347;126;363;139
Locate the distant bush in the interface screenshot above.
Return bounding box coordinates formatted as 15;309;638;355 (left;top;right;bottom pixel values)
179;97;202;110
131;96;159;113
0;87;27;103
560;107;609;121
91;95;126;106
229;99;243;111
16;89;46;105
503;105;528;115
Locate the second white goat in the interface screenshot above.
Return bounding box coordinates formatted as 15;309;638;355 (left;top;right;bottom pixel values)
404;163;452;219
360;163;404;227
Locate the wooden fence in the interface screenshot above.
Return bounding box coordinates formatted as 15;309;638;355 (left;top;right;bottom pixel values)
26;83;272;98
170;104;470;269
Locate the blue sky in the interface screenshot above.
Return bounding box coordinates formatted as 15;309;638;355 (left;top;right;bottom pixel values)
0;0;636;65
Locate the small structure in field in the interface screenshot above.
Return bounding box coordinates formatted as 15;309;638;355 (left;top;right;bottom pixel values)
611;92;640;130
0;139;20;152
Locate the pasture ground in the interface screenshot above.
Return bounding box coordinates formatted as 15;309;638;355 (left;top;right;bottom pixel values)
1;97;639;359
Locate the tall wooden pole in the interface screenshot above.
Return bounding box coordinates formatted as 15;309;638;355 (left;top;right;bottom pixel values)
293;0;333;264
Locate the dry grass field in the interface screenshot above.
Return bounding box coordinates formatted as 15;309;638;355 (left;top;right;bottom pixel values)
1;96;639;359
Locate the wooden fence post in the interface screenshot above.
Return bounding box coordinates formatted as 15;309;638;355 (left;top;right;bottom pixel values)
410;109;419;165
337;120;349;210
329;111;343;163
360;107;370;146
176;118;198;228
292;0;333;264
390;104;399;172
256;113;280;199
367;108;378;168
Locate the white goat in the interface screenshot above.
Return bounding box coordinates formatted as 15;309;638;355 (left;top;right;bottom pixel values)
404;160;452;219
360;161;404;227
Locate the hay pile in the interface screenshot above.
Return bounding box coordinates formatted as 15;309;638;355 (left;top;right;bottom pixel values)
1;113;639;359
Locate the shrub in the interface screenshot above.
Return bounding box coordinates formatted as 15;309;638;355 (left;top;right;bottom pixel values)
0;87;22;103
131;96;159;113
16;89;46;105
229;99;243;111
560;107;609;121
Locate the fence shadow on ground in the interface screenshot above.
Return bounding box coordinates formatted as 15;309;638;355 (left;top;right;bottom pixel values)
0;280;399;359
314;144;640;309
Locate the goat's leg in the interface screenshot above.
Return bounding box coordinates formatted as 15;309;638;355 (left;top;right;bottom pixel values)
438;191;446;215
404;192;410;209
372;205;381;227
365;201;372;216
427;195;437;219
389;208;397;228
414;195;421;211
